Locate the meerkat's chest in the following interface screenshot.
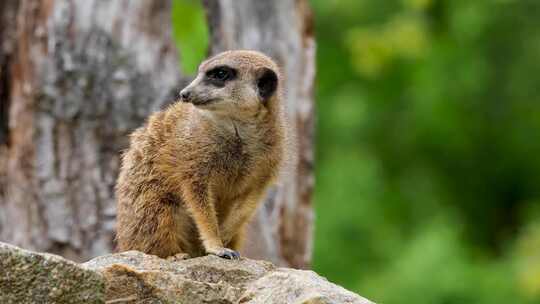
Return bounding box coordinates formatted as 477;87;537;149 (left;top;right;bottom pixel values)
213;136;248;168
211;132;270;180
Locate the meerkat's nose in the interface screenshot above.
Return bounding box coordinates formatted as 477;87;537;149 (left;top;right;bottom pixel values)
180;90;192;102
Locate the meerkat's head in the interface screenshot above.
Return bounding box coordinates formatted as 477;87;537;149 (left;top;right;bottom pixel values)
180;50;281;117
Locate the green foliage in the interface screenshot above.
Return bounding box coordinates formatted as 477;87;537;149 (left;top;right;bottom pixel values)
363;219;520;304
171;1;540;302
311;0;540;302
516;219;540;299
171;0;208;74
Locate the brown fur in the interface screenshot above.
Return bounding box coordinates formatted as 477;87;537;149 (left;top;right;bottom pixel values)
115;50;285;259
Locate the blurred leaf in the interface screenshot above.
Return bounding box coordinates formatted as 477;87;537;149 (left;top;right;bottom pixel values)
515;221;540;299
402;0;432;11
347;14;428;78
171;0;209;74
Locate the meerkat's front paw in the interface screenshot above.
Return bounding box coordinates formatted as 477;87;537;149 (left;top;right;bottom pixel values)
208;247;240;260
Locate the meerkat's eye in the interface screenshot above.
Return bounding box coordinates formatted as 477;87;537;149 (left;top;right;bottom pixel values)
214;69;229;81
206;66;237;82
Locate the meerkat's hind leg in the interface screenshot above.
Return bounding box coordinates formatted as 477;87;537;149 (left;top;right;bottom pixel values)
166;252;191;261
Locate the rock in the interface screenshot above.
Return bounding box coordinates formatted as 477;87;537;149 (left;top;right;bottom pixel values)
0;241;374;303
84;251;373;304
242;268;368;304
0;242;104;304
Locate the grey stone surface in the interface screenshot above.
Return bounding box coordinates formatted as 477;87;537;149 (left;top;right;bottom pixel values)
0;242;105;304
0;242;373;304
84;251;374;304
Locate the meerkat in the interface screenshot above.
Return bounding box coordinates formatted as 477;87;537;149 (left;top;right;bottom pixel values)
115;50;285;260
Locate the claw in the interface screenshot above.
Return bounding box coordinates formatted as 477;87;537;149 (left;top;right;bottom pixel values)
212;248;240;260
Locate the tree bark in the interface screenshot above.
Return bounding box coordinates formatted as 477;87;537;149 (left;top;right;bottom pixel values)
203;0;315;268
0;0;315;268
0;0;184;262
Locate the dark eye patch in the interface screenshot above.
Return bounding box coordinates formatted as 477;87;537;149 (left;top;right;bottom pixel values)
205;66;237;87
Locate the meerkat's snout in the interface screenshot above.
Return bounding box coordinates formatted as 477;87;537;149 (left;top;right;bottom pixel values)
179;84;210;106
179;63;240;108
180;89;192;103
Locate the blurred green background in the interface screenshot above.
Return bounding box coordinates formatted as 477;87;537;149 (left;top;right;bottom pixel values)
172;0;540;303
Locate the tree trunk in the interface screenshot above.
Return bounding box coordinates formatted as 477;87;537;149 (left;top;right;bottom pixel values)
203;0;315;268
0;0;315;268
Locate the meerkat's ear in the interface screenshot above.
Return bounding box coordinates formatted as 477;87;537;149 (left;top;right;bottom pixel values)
256;68;278;102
